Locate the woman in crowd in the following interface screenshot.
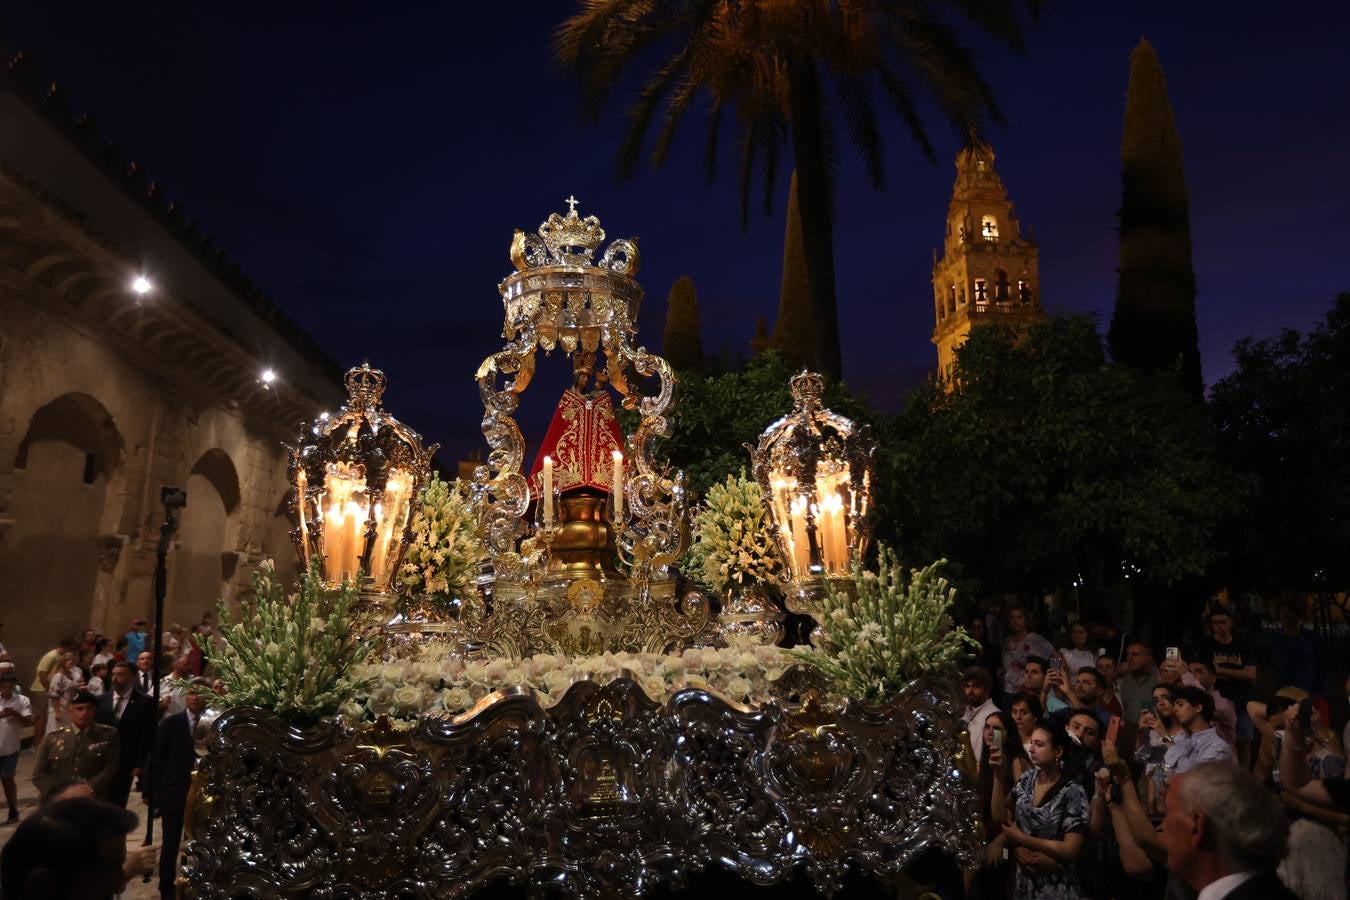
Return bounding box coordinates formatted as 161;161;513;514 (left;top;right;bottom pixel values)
44;650;83;731
85;661;108;696
977;711;1031;898
1057;622;1096;679
1134;684;1183;817
91;638;114;669
1009;693;1043;758
992;720;1089;899
1000;608;1055;706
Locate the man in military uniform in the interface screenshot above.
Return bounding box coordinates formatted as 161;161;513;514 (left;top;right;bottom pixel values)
32;689;119;802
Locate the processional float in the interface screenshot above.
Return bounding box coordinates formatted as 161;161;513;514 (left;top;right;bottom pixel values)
181;200;979;899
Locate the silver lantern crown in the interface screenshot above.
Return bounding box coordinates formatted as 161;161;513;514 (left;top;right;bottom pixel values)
750;371;874;632
287;363;438;612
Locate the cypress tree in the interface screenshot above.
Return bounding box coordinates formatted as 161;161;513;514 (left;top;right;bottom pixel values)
662;275;703;371
770;171;817;369
1109;39;1203;397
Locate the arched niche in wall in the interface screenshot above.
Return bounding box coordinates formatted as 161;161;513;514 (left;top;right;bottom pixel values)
170;448;240;627
1;392;124;682
261;492;300;592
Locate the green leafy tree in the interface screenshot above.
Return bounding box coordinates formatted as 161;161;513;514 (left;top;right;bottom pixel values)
1109;38;1202;397
662;275;704;371
555;0;1039;379
630;350;881;501
889;314;1240;619
1209;293;1350;594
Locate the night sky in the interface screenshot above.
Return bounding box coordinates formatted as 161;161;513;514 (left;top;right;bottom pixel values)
7;4;1349;465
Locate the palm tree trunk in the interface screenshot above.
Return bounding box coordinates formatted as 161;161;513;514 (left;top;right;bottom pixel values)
786;56;843;380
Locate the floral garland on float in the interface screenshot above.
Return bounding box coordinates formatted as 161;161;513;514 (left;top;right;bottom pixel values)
395;472;484;622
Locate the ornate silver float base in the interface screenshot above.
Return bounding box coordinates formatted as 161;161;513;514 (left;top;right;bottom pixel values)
182;677;978;899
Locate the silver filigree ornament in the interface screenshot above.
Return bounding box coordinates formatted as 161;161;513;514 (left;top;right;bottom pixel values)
469;199;701;657
749;371;875;642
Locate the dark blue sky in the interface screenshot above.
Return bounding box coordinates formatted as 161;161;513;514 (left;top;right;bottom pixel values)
8;4;1349;463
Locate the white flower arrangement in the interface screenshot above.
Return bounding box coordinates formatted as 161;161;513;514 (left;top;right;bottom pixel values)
210;561;380;726
398;473;483;615
789;545;977;704
342;644;797;724
685;470;781;592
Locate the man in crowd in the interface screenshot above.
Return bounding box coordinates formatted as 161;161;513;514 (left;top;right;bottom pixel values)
134;649;156;694
31;690;118;802
1193;608;1258;767
1187;658;1238;750
124;618;149;660
95;661;155;807
1118;642;1159;720
1268;596;1324;702
0;796;141;899
0;673;33;823
28;636;77;746
158;655;195;716
146;678;208;900
1161;763;1298;899
1024;656;1070;714
1165;685;1235;774
1095;654;1123;716
1066;709;1102;756
960;667;999;763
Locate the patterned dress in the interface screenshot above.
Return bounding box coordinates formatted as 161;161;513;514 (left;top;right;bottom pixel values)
1011;768;1089;899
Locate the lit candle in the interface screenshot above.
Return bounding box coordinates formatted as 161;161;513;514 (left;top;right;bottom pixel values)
611;450;624;520
543;456;555;526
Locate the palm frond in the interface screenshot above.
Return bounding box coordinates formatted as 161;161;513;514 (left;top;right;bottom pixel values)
620;46;697;179
703;99;724;184
875;61;937;163
836;75;885;189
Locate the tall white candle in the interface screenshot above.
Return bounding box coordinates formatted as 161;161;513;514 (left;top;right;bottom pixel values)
611;450;624;520
543;456;555;526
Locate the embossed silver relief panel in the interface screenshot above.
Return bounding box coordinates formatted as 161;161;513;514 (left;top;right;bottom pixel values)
182;678;978;899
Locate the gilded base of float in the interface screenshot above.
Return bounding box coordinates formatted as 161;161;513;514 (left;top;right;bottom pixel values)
181;677;978;899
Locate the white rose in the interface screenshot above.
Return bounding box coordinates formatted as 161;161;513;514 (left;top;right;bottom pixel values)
443;687;473;712
463;661;489;683
641;676;667;700
393;685;423;711
368;686;395;716
415;660;441;684
724;675;752;699
484;659;511;682
504;667;526;686
543;669;574;695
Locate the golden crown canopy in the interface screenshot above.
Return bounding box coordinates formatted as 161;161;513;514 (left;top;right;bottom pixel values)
288;363;438;602
502;197;642;356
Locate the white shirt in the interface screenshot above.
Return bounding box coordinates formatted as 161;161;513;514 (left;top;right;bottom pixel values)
963;697;1000;762
0;692;33;756
1196;871;1259;900
160;676;187;717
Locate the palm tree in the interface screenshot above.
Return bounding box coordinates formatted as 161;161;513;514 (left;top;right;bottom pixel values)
555;0;1039;379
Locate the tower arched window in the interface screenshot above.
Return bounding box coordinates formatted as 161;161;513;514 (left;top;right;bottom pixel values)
981;216;999;242
1018;280;1032;304
948;284;957;312
974;279;988;304
994;269;1010;302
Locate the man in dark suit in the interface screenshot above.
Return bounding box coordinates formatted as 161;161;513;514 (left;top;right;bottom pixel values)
95;660;155;807
1162;762;1299;899
145;677;207;900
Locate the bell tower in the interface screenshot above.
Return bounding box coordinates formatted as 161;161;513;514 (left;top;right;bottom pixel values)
931;147;1043;380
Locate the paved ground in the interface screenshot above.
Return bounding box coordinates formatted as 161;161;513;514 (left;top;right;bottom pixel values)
3;746;166;899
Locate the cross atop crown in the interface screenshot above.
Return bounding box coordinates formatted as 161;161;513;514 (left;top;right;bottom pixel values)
539;197;606;267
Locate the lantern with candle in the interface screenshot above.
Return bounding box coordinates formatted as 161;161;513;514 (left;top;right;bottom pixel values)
749;371;875;640
287;363;438;616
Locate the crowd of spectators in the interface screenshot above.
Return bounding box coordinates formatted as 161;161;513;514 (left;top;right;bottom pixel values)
962;599;1349;899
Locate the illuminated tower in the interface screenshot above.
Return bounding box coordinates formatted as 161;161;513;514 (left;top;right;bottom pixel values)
931;147;1044;380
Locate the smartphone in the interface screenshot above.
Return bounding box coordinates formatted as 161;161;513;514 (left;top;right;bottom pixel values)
1048;657;1061;671
1165;647;1180;662
990;729;1003;752
1142;698;1156;713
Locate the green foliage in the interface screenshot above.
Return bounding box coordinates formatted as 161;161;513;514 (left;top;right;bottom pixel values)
662;276;704;371
685;470;782;592
1109;39;1202;397
888;314;1241;603
209;562;380;726
398;473;482;615
1210;293;1350;591
789;546;977;703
